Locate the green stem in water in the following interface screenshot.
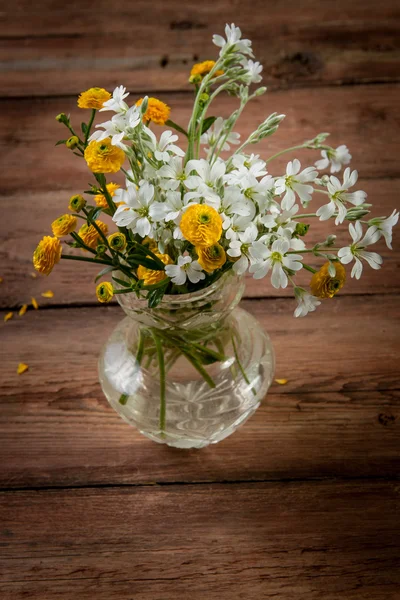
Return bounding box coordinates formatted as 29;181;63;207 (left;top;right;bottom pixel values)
150;330;167;434
231;333;257;396
119;394;128;405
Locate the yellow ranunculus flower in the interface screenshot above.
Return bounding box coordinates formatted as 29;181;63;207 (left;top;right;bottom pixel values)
33;236;62;275
77;87;111;110
108;232;127;251
310;262;346;299
95;182;120;208
69;194;86;212
189;60;224;83
96;281;114;303
66;136;80;150
84;138;125;173
51;214;77;237
78;221;108;250
180;204;222;247
136;97;170;125
196;243;226;273
137;253;173;286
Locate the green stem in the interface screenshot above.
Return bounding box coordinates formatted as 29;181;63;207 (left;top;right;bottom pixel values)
231;333;257;396
136;329;146;365
265;144;308;164
150;330;167;434
82;207;109;245
165;119;188;138
119;394;128;405
60;254;113;266
95;173;116;215
296;213;318;218
302;263;317;274
84;109;96;146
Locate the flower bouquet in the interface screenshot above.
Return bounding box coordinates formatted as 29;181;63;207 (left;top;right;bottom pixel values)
34;24;398;448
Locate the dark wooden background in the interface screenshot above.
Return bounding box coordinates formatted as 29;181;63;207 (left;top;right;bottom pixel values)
1;1;400;598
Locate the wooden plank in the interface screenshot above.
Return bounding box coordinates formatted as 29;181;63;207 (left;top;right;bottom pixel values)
1;86;400;195
0;481;399;599
0;296;398;488
1;178;398;308
0;0;399;96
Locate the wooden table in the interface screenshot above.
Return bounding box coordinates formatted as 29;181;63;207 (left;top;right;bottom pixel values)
1;2;400;598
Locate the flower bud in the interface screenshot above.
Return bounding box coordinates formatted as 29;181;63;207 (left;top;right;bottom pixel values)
96;244;108;256
96;282;114;303
66;136;80;150
55;113;68;124
68;194;86;212
198;93;210;107
295;223;310;236
254;86;267;96
108;232;127;252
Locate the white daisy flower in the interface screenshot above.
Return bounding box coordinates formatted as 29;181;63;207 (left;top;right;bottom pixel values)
275;159;318;210
249;238;303;287
200;117;240;153
143;127;185;162
230;153;267;179
240;58;263;84
158;156;197;191
316;168;367;225
165;256;206;285
113;181;167;237
227;223;258;275
100;85;130;114
315;145;352;174
183;158;226;203
293;287;321;318
212;23;253;57
338;221;382;279
368;210;399;250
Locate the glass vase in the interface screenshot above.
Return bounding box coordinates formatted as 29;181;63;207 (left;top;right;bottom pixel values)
98;272;275;448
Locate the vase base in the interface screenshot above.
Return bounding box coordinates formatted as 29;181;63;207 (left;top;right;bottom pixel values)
99;308;275;448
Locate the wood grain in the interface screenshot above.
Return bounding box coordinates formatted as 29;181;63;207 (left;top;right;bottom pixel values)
1;481;399;599
1;296;398;488
1;0;399;96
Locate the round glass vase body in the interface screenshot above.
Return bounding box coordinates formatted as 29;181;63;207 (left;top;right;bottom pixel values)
98;273;275;448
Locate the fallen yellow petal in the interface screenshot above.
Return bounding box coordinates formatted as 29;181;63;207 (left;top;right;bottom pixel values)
4;312;13;322
0;276;3;283
31;272;37;279
31;297;39;310
41;290;54;298
275;378;288;385
19;304;28;317
17;363;29;375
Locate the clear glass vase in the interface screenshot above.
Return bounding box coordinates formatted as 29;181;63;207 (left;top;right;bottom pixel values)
98;273;275;448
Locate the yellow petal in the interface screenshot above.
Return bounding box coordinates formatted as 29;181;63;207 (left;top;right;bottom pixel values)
31;272;37;279
4;312;13;322
31;297;39;310
275;378;288;385
19;304;28;317
0;276;3;283
17;363;29;375
41;290;54;298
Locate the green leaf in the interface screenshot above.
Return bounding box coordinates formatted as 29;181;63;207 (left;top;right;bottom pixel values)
112;276;132;288
88;206;103;221
165;119;188;138
94;265;115;283
55;139;67;146
201;116;217;135
147;287;166;308
126;256;164;271
81;122;88;134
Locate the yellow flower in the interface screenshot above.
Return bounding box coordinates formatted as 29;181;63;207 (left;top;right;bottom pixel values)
84;138;125;173
136;97;170;125
69;194;86;212
142;237;158;252
66;136;80;150
78;221;108;250
137;253;173;286
108;232;127;251
77;87;111;110
95;182;120;208
51;214;77;237
33;236;62;276
189;60;224;83
180;204;222;247
196;243;226;273
310;262;346;299
96;282;114;303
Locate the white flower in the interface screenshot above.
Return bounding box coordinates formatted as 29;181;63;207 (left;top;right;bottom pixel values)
368;210;399;250
275;160;318;210
230;153;267;179
184;158;226;203
212;23;253;57
227;223;258;275
338;221;382;279
315;145;351;174
293;288;321;318
143;127;185;162
100;85;129;113
158;156;196;191
260;204;299;229
317;168;367;225
200;117;240;152
113;181;167;237
240;58;263;83
165;256;205;285
103;342;143;396
249;238;303;287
